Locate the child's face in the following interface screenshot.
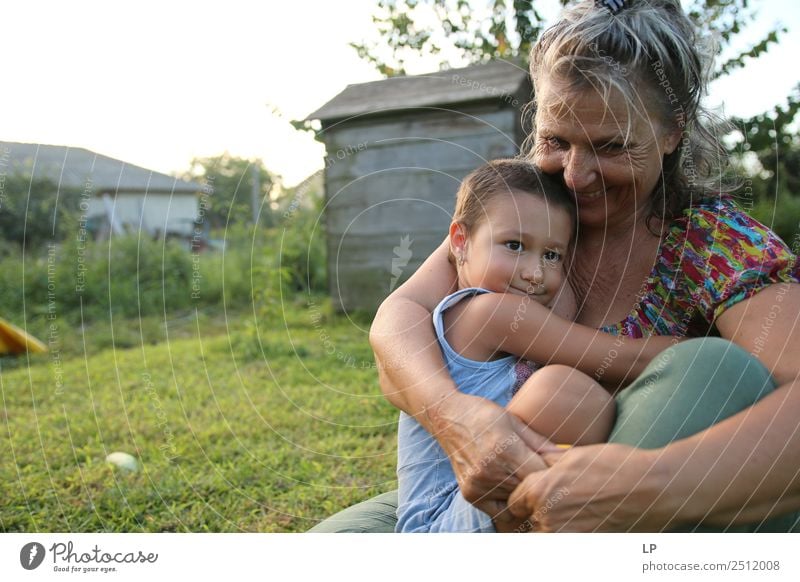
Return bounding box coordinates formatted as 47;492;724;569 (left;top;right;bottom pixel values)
450;190;572;306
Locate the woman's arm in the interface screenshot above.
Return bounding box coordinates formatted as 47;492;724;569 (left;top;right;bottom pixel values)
507;283;800;531
453;293;679;389
370;239;558;520
370;239;457;414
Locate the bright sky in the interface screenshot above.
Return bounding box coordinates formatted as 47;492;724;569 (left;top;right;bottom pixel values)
2;0;798;188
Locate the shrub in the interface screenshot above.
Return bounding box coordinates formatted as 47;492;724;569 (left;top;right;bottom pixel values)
233;201;328;360
0;175;80;248
0;199;328;338
748;194;800;248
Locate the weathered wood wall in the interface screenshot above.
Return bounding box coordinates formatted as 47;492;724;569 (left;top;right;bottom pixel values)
322;105;522;312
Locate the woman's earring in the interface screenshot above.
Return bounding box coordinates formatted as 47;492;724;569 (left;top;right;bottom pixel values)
457;253;465;266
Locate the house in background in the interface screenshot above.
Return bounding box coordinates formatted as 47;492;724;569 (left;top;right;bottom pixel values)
0;141;203;240
305;60;532;313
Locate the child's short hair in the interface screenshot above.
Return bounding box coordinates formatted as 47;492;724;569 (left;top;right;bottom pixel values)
449;159;576;264
454;159;575;231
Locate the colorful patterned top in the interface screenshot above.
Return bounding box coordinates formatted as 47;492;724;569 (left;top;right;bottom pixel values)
598;195;800;338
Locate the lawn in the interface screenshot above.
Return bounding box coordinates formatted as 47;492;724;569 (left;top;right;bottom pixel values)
0;302;398;532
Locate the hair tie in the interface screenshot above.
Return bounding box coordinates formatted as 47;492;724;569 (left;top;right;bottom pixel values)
596;0;625;14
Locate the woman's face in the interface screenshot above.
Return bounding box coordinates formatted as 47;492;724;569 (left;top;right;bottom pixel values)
532;77;679;231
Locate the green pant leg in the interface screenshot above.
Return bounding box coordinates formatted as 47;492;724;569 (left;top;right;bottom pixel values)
611;337;775;447
610;337;799;532
307;491;398;532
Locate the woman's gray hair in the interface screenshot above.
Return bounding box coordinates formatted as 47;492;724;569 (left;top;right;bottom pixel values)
524;0;734;226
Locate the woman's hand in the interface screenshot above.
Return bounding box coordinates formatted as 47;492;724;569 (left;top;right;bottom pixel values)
507;443;674;532
427;392;561;523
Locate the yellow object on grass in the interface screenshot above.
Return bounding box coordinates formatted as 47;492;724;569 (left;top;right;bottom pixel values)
0;318;48;355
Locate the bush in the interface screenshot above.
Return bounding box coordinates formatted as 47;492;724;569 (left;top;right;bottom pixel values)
0;175;80;248
748;194;800;249
234;200;328;360
0;237;217;329
0;200;328;343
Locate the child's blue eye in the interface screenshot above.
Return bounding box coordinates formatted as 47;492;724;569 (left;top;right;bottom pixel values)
505;241;523;252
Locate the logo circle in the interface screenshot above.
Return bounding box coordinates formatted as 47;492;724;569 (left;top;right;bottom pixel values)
20;542;46;570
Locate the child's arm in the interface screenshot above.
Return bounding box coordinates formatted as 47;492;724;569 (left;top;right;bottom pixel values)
450;293;679;389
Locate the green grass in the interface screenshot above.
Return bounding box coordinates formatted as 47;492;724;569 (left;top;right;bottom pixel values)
0;301;398;532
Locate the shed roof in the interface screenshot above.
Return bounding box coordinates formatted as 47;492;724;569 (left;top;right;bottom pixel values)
306;60;530;124
0;141;202;195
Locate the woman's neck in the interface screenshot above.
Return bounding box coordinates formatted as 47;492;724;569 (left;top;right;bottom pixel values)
569;214;667;328
578;212;665;250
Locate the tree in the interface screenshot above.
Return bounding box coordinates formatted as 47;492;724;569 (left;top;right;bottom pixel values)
729;85;800;241
352;1;786;80
731;85;800;194
351;0;547;76
0;174;79;249
184;153;278;229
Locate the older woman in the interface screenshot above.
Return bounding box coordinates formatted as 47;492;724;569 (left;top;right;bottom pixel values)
311;0;800;532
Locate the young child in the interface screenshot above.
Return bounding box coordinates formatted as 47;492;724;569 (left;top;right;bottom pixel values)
395;159;669;533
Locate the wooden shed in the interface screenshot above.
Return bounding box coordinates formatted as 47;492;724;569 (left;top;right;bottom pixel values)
305;60;532;313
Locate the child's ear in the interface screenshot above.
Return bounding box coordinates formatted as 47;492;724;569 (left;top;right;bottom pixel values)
449;222;468;256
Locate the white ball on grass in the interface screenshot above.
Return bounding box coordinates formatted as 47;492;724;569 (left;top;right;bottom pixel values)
106;452;140;472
